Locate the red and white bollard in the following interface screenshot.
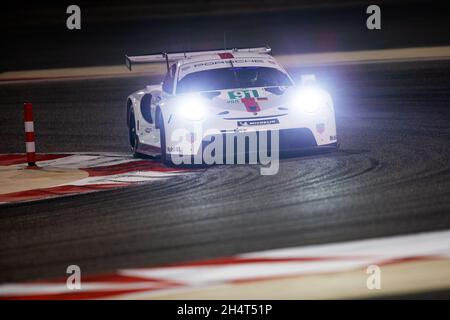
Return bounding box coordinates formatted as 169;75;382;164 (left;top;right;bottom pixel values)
23;102;37;167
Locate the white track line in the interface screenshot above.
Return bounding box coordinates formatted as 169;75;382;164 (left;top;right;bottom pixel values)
120;229;450;286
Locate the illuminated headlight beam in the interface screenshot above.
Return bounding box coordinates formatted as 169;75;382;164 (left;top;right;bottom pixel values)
177;95;207;121
290;87;327;113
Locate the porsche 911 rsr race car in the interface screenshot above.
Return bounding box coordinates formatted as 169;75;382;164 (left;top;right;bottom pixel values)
125;47;337;166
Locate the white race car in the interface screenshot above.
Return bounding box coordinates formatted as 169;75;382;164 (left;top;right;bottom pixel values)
125;47;337;165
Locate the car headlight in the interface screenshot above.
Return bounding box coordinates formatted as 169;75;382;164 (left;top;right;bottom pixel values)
177;95;206;121
290;87;326;113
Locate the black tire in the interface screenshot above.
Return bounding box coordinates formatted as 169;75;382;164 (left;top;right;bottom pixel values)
129;112;142;158
158;114;173;165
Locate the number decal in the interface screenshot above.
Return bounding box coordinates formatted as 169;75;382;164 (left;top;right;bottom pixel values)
228;89;260;100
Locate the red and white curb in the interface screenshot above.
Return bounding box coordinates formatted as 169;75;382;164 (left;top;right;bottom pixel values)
1;229;449;299
0;153;190;204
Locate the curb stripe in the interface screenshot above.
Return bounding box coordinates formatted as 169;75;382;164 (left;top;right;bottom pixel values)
1;230;449;299
0;154;68;166
0;153;191;204
0;183;130;203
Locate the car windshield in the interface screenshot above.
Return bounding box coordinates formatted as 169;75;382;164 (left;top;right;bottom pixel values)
176;66;292;94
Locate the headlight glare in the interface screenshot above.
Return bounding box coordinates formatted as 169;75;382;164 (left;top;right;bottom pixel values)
290;87;325;113
178;95;206;121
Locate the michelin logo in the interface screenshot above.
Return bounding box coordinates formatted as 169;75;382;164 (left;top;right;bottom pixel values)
238;119;279;127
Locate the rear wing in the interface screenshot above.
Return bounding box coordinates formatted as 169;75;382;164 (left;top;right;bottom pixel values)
125;46;271;71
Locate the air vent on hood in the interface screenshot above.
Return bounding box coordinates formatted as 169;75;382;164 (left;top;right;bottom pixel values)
265;87;285;95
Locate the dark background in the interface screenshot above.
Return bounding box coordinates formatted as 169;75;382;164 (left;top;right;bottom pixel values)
3;0;450;71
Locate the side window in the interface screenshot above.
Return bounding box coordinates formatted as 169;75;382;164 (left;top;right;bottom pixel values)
162;64;176;94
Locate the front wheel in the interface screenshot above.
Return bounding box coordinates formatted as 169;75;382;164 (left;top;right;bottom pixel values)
158;114;173;166
129;112;142;158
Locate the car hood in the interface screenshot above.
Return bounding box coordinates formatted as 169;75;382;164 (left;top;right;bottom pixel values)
207;86;291;116
175;86;293;118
